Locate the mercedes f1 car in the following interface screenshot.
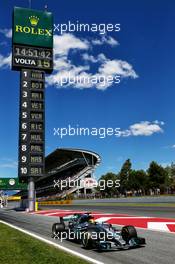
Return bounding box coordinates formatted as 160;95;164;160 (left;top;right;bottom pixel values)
52;213;146;251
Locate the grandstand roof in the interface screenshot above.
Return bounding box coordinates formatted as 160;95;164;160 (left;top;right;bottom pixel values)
45;148;101;174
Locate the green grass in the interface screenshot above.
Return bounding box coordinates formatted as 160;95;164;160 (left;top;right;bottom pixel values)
0;223;89;264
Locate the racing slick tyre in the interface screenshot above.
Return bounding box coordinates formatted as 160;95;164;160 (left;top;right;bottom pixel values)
121;225;137;242
52;223;65;238
81;230;96;249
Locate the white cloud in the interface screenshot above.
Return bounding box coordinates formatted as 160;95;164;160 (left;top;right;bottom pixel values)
54;56;71;70
0;31;138;90
92;35;118;46
161;162;170;168
82;53;98;63
163;144;175;149
47;55;137;90
0;28;12;38
46;61;91;88
0;29;12;69
0;158;17;169
98;53;107;62
154;120;165;126
98;60;138;79
54;33;89;56
0;53;11;68
0;162;17;169
47;33;138;90
129;121;164;136
82;53;107;63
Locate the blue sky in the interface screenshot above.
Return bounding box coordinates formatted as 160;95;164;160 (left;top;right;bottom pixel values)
0;0;175;179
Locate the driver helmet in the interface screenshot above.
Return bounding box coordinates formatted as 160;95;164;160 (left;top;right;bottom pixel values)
88;218;95;224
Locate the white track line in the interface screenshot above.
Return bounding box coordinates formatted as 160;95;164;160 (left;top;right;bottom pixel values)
29;209;72;214
0;220;104;264
31;209;73;214
95;216;152;220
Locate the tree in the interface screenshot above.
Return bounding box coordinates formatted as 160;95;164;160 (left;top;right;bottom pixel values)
147;161;168;192
96;172;119;197
128;170;148;195
119;159;132;195
165;162;175;193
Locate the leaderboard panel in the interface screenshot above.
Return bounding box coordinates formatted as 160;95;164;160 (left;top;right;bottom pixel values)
12;44;53;73
19;69;45;182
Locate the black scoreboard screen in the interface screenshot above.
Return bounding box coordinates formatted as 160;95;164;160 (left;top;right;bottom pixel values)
12;44;53;73
18;69;45;181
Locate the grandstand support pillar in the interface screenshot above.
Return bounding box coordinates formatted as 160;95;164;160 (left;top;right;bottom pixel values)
28;177;35;212
77;188;80;198
84;187;87;198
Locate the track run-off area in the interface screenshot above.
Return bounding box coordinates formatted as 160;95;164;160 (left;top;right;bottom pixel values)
31;209;175;233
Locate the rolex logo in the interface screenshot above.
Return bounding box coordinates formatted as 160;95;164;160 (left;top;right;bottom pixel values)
29;16;39;26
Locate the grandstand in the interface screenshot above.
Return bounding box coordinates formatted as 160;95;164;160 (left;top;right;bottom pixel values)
35;148;101;199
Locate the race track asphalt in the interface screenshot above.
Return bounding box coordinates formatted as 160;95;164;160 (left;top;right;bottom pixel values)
0;206;175;264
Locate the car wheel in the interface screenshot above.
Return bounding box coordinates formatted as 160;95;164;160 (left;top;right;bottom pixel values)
81;231;95;249
121;225;137;242
52;223;65;237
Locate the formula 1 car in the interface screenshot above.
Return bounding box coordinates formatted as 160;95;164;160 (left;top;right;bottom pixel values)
52;213;146;251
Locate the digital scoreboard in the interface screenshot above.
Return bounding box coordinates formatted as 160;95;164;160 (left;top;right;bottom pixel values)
19;69;45;181
12;7;53;188
12;45;53;72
